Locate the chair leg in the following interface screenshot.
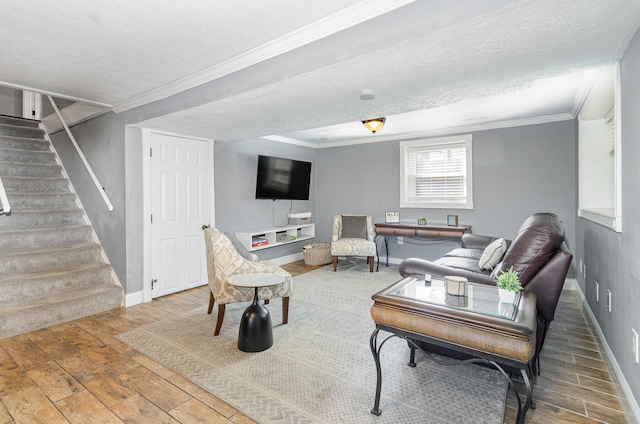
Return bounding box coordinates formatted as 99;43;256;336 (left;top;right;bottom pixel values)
282;297;289;324
207;292;215;314
214;304;225;336
333;256;338;271
369;256;374;272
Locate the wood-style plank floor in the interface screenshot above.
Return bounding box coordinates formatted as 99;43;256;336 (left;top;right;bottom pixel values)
0;261;636;423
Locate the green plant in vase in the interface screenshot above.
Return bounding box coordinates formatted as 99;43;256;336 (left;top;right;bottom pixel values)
495;266;522;303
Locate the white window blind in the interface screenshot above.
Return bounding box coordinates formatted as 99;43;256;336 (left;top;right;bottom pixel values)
400;135;473;209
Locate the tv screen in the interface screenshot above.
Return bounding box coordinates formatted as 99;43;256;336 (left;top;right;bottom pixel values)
255;155;312;200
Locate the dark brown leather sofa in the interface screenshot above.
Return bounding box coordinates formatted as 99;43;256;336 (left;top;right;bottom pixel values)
399;213;573;364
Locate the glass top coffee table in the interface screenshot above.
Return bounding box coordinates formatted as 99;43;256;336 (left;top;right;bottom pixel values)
388;275;521;320
369;275;536;424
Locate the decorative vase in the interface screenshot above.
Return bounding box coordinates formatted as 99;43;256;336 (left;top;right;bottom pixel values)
498;288;516;304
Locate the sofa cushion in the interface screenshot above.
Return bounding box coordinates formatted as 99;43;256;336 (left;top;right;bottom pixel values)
491;213;565;285
443;248;483;260
479;238;507;270
341;215;367;239
434;256;490;275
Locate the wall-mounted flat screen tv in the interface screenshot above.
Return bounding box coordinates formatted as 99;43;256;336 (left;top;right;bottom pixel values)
255;155;312;200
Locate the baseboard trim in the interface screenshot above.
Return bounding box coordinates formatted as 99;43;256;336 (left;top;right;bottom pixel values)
125;290;143;307
574;284;640;422
269;252;305;266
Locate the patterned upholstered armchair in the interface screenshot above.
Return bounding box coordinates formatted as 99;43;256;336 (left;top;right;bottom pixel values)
330;214;376;272
203;228;292;335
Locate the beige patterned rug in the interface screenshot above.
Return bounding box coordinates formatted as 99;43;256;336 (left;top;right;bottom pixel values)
117;260;507;423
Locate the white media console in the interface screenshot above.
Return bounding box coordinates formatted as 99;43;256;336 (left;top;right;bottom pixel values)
235;223;315;251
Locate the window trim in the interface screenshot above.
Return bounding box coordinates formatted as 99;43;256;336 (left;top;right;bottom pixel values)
577;62;622;232
399;134;473;209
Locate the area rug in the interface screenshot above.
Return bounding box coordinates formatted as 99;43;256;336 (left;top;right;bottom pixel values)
117;260;507;423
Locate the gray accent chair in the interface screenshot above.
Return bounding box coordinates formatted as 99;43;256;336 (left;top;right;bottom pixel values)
330;214;376;272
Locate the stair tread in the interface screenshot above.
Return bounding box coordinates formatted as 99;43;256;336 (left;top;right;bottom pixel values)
0;160;58;166
0;262;110;283
0;241;100;257
0;224;90;235
4;208;82;214
0;146;53;153
0;284;121;309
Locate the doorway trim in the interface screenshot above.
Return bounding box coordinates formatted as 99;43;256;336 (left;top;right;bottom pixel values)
140;128;215;303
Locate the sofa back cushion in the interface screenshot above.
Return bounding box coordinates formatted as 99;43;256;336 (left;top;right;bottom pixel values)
491;213;565;285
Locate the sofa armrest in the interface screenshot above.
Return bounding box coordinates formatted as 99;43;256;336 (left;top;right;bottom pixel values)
461;234;499;249
399;257;497;286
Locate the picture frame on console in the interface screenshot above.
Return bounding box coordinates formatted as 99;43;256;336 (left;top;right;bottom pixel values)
447;214;458;226
385;211;400;223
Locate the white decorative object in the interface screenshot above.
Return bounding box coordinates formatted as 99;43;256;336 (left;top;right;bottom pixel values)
444;276;467;296
498;288;516;304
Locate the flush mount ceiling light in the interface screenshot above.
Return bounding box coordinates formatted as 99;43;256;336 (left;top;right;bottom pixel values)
362;117;386;134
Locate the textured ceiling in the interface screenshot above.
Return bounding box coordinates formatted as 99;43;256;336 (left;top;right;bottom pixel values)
2;0;640;144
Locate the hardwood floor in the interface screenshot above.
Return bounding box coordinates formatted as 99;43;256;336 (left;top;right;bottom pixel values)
0;261;635;423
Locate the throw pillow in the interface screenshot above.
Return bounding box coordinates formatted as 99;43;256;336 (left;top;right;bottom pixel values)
340;215;368;239
479;238;507;270
225;232;254;261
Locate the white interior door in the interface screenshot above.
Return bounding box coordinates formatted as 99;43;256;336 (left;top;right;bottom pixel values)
150;132;211;298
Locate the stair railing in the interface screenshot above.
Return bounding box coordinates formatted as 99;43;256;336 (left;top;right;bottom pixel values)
47;95;113;212
0;176;10;215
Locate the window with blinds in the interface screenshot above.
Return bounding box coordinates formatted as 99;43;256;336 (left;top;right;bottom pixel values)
400;135;473;209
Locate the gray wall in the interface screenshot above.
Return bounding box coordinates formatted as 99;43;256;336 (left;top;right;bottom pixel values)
0;86;21;117
315;121;577;268
49;112;127;286
213;138;316;261
574;28;640;407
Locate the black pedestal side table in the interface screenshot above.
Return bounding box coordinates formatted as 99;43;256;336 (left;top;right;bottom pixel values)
227;272;284;352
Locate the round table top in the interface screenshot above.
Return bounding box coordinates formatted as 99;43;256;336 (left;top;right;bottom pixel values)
227;272;284;288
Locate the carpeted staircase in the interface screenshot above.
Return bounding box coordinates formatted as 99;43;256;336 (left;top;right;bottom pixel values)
0;115;123;339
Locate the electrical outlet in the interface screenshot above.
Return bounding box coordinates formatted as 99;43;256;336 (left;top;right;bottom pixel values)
595;281;599;302
632;329;639;363
607;289;612;312
397;236;403;245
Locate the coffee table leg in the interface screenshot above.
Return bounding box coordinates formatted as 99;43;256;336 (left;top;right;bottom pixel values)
370;329;383;416
238;287;273;352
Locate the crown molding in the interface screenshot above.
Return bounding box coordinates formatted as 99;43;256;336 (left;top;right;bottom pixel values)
112;0;415;114
309;113;575;149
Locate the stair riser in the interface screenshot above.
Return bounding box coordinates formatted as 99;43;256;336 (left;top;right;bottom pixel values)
8;193;77;210
1;177;70;193
0;148;57;164
0;226;93;252
0;265;111;303
0;245;102;275
0;136;50;151
0;125;44;139
0;284;123;339
0;211;85;230
0;162;61;177
0;116;40;128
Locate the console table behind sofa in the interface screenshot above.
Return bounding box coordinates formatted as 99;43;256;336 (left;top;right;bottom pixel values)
374;222;472;269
